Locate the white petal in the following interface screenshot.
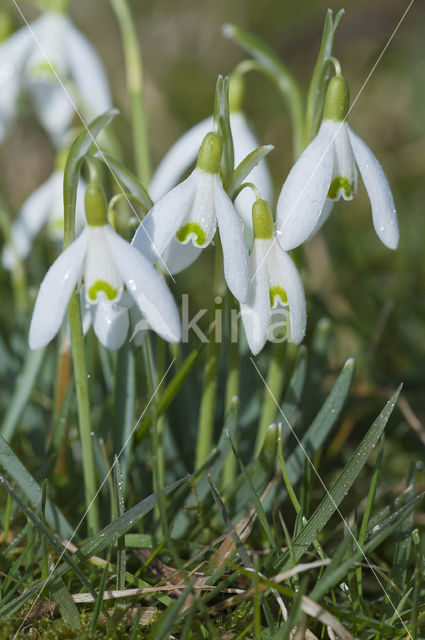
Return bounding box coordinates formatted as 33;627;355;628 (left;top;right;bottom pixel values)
106;227;181;343
276;121;334;251
64;19;112;117
93;300;129;350
29;229;88;349
20;172;57;238
240;239;271;355
161;238;203;274
305;198;334;240
269;244;306;345
214;176;250;303
29;82;74;147
2;173;57;270
348;126;399;250
131;173;196;265
149;116;213;201
231;112;273;231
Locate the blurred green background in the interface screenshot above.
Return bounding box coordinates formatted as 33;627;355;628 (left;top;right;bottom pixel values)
1;0;424;491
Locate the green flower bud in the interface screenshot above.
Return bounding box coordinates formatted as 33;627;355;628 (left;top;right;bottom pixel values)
197;132;222;174
323;75;349;122
85;183;107;226
252;199;274;240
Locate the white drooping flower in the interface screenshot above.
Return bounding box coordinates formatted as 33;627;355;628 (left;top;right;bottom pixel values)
29;183;181;350
132;131;250;303
276;75;399;252
241;199;306;355
2;166;86;270
0;11;111;146
149;112;272;235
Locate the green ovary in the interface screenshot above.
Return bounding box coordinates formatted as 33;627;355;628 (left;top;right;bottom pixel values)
88;280;118;302
176;223;206;247
269;286;288;307
328;176;352;200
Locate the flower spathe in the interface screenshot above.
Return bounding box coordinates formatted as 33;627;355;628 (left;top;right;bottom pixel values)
132;132;250;303
0;11;111;146
2;168;86;271
276;75;399;252
241;200;306;355
29;184;181;350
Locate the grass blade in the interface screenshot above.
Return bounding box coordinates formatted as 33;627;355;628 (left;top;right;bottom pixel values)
276;385;402;570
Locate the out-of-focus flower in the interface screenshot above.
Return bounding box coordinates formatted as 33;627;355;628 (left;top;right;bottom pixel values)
29;183;181;350
276;75;399;251
241;199;306;355
2;162;86;270
0;10;111;146
132;131;250;303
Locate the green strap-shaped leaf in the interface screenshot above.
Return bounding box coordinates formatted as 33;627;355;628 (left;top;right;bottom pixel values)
0;434;74;538
304;9;345;145
276;385;402;571
214;75;234;188
283;357;355;485
64;108;119;248
0;347;44;441
49;577;82;630
228;144;274;199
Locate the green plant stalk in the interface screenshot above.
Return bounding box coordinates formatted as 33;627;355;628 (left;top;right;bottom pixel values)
195;239;225;470
109;0;151;184
68;294;99;535
255;341;289;455
222;319;239;488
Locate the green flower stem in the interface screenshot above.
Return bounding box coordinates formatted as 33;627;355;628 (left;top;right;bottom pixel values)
109;0;151;184
68;293;99;535
64;161;99;536
222;296;239;488
254;341;288;455
195;238;225;470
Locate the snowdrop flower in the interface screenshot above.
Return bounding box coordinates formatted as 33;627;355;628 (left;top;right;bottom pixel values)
132;131;250;303
2;158;86;270
276;74;399;251
241;199;306;355
29;182;181;350
0;11;111;146
149;75;272;235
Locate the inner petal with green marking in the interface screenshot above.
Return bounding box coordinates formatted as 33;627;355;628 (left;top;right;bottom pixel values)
269;285;288;308
328;176;353;200
29;61;57;81
176;223;206;247
88;280;119;302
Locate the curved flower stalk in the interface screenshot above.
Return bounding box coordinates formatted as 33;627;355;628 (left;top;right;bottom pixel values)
29;182;181;350
132;131;250;303
241;199;306;355
0;11;111;146
276;74;399;251
2;167;86;271
149;112;272;234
